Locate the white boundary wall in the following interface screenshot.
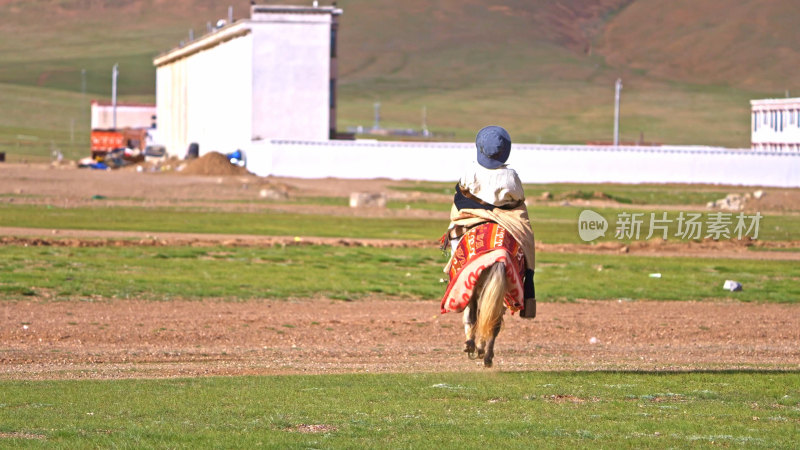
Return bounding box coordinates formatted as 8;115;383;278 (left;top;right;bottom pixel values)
244;140;800;187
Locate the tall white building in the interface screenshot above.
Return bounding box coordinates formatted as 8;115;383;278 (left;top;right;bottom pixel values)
153;4;342;157
751;98;800;152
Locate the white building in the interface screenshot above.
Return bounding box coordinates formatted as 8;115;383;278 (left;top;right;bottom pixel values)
153;4;342;158
751;97;800;152
90;100;156;130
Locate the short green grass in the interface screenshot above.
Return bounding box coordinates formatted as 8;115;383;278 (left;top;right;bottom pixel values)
536;253;800;303
1;201;797;244
0;245;442;301
0;371;797;447
1;245;797;303
0;204;440;241
391;181;771;207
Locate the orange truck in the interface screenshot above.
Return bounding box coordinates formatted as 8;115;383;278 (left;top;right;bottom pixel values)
90;129;148;159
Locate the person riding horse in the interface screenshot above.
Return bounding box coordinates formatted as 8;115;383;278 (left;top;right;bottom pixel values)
440;126;536;366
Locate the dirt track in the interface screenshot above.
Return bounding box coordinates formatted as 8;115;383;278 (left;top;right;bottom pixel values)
2;228;800;261
2;298;798;379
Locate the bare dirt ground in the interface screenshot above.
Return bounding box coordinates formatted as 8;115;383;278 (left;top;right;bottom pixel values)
2;298;798;380
2;228;799;261
1;163;799;379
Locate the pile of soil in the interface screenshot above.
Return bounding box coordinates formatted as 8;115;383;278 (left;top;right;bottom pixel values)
180;152;250;176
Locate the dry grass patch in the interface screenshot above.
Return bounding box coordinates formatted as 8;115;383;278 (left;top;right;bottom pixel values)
0;431;46;440
290;424;338;434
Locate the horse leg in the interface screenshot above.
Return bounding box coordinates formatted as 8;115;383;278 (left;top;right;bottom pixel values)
466;268;490;358
476;324;486;358
463;305;476;356
483;319;503;368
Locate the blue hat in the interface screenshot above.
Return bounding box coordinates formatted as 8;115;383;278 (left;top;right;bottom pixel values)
476;126;511;169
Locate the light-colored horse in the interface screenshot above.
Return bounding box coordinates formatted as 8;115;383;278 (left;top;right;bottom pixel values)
461;262;508;367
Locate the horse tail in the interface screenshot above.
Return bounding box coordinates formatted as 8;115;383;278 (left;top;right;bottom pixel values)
476;262;507;344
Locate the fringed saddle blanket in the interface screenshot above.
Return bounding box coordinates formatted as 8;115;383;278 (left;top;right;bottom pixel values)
440;222;526;315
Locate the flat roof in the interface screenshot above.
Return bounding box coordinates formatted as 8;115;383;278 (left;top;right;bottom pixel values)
154;22;251;67
153;4;342;68
750;97;800;107
252;5;342;15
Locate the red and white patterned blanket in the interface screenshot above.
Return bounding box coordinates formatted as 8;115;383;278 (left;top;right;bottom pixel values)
440;222;526;315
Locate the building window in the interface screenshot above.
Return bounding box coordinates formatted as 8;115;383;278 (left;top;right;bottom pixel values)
330;26;337;58
329;78;336;109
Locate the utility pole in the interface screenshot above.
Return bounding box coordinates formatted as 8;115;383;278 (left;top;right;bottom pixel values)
112;63;119;130
613;78;622;147
373;102;381;131
80;68;86;150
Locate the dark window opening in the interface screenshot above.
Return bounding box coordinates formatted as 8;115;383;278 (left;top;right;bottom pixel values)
330;27;337;58
330;79;336;109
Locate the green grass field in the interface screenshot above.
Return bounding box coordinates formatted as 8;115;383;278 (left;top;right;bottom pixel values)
1;200;797;244
2;244;798;303
392;181;743;206
1;371;798;447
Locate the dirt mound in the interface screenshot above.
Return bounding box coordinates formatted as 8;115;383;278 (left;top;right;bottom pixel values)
180;152;250;176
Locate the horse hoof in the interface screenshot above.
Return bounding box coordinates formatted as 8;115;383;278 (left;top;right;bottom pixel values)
477;349;485;358
464;340;475;353
465;343;477;359
483;359;493;368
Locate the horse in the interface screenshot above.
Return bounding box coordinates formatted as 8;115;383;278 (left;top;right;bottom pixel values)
461;261;508;367
440;220;533;368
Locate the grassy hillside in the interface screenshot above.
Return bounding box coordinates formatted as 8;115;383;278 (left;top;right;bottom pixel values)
599;0;800;91
0;0;795;160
